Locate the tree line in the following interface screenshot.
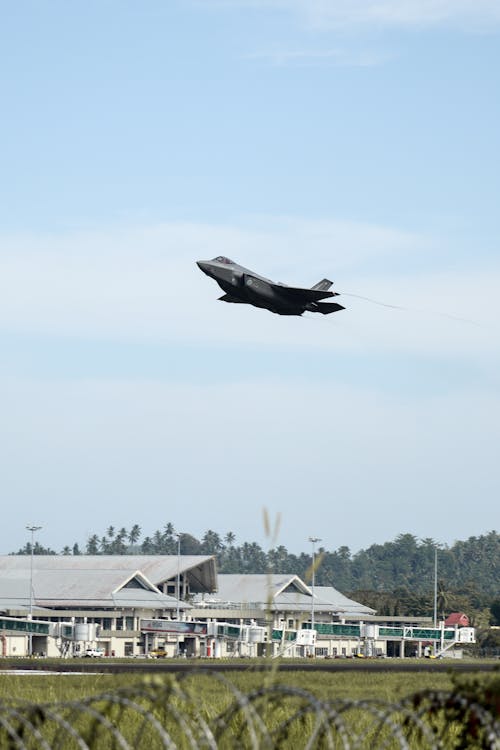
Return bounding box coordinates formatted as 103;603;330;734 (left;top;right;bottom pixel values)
14;526;499;624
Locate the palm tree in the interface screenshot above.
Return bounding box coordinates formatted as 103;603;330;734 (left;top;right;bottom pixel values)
224;531;236;548
268;545;290;574
128;524;141;546
152;530;164;553
141;536;154;554
112;528;128;554
118;526;127;538
241;542;266;573
86;535;99;555
163;522;175;538
202;530;222;556
100;536;110;554
162;523;177;554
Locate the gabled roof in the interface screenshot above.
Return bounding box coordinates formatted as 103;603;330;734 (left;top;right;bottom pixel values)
201;574;310;606
0;555;217;592
0;556;200;612
312;587;376;616
128;556;217;593
195;574;374;615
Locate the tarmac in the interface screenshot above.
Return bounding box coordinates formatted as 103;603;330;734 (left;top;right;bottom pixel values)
1;659;497;675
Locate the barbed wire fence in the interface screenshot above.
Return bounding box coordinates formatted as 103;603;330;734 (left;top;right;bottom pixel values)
0;670;498;749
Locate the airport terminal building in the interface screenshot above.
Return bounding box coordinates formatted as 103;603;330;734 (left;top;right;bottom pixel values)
0;556;474;659
0;555;216;657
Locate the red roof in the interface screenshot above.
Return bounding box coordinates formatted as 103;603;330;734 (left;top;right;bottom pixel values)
445;612;469;627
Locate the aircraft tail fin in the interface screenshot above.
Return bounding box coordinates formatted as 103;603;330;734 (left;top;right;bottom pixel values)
311;278;333;291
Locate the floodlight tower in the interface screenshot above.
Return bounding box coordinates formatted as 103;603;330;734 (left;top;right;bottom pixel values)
26;524;42;656
433;546;438;628
309;536;321;656
176;532;181;656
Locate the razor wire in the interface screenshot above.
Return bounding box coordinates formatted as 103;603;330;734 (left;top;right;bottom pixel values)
0;671;498;749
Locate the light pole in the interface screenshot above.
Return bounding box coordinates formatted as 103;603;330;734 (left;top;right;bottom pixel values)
433;546;438;629
309;536;321;656
176;532;181;656
176;532;181;622
26;524;42;657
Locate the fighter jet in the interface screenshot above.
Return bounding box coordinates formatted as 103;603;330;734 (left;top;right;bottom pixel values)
196;257;345;317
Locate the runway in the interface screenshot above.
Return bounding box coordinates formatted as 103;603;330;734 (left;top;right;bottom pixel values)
2;659;497;675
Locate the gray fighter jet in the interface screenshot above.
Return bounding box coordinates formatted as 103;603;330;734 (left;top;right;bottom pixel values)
197;257;345;316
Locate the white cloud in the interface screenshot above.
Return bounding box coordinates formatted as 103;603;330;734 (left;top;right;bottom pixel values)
302;0;500;29
203;0;500;30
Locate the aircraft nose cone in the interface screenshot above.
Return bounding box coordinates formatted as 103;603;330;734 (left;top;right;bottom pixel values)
197;260;210;273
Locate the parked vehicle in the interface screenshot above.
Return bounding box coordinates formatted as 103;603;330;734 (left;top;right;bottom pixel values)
149;648;167;658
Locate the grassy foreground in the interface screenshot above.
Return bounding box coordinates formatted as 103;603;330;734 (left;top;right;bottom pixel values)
0;668;465;704
0;666;498;748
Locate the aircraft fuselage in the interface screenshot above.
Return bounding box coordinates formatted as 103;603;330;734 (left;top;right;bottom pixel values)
197;257;345;317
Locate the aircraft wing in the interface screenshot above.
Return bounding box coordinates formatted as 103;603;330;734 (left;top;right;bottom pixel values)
271;284;336;302
218;294;249;304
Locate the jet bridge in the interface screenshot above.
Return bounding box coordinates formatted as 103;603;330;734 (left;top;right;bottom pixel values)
140;618;475;659
302;622;476;658
0;616;76;657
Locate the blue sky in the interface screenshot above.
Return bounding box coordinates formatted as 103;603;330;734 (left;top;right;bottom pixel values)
0;0;499;555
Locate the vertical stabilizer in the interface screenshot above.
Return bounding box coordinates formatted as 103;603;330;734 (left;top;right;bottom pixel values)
311;278;333;291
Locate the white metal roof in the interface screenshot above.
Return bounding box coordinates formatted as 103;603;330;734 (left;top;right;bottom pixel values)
0;556;216;613
0;559;372;617
311;587;376;615
0;555;217;591
195;574;374;616
202;574;310;604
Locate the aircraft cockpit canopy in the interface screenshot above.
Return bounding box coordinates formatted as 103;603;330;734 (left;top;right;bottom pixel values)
213;256;234;264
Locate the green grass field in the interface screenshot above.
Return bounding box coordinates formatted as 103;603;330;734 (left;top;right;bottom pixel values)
0;668;456;703
0;663;497;748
